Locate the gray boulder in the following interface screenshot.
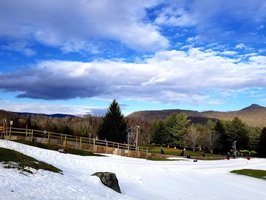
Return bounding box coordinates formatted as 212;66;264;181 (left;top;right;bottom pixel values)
92;172;121;193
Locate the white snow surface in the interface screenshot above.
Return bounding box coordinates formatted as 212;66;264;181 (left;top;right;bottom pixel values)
0;140;266;200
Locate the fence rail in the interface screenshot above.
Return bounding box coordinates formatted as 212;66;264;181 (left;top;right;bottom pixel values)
0;127;148;153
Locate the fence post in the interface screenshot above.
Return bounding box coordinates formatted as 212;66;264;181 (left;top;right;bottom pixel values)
9;126;12;139
79;137;82;149
93;138;95;146
30;129;33;142
63;134;67;149
118;143;119;149
47;132;50;145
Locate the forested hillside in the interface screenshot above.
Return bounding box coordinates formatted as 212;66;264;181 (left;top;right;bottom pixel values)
128;104;266;128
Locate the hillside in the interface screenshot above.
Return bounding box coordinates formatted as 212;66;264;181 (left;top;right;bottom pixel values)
128;104;266;128
0;109;77;118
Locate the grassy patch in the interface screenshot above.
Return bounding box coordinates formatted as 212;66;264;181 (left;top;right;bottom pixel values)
0;147;62;174
147;157;170;161
147;157;181;161
15;139;103;157
231;169;266;180
16;140;59;151
67;148;104;156
141;144;224;160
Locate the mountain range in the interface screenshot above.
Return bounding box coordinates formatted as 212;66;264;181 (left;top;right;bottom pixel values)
1;104;266;128
128;104;266;128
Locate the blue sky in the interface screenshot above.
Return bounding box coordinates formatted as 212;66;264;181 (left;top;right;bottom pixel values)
0;0;266;116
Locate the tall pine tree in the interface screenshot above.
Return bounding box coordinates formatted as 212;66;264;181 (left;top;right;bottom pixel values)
151;120;167;145
257;127;266;157
97;100;128;143
225;117;249;150
215;120;230;153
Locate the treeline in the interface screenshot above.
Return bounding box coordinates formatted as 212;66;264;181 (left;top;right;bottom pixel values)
0;110;151;142
150;113;266;157
1;109;265;157
0;110;101;137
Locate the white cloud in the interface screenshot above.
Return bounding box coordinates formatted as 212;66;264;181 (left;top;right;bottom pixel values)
1;42;36;56
220;51;238;56
257;25;265;30
0;0;168;52
153;0;266;43
0;98;104;115
235;43;246;49
155;7;197;27
0;47;266;105
206;100;225;106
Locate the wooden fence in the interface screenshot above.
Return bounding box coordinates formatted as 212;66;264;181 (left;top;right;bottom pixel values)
0;127;149;158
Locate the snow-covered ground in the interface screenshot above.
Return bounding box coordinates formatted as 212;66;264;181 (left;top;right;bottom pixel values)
0;139;266;200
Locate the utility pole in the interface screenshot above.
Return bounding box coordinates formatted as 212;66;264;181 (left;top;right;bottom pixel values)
136;125;140;151
9;120;13;138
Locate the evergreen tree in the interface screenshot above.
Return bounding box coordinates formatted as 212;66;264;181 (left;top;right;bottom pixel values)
97;100;128;143
257;127;266;157
215;120;230;153
165;113;190;146
248;127;261;150
151;120;167;145
225;117;249;150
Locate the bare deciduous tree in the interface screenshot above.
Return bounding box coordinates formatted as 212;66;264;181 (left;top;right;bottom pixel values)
201;125;219;154
183;125;201;151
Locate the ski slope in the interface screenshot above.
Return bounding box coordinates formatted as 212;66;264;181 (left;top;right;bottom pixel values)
0;140;266;200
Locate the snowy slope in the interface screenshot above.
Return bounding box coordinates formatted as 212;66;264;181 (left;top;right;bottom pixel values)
0;139;266;200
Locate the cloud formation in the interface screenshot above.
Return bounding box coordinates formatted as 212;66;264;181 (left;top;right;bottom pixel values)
1;48;266;105
0;0;168;52
0;98;106;116
1;0;265;56
154;0;266;43
1;1;266;114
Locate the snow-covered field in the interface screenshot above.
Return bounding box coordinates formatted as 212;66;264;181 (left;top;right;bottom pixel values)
0;140;266;200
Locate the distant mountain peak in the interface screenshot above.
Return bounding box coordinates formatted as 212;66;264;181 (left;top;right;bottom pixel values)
241;104;264;111
251;103;261;107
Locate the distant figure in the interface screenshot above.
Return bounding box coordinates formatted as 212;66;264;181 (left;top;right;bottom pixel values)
247;151;251;160
226;152;230;160
187;154;191;159
160;147;164;154
180;150;185;156
43;130;47;137
202;152;205;157
232;153;236;159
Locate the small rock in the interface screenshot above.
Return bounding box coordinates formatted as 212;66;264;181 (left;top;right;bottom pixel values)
92;172;121;193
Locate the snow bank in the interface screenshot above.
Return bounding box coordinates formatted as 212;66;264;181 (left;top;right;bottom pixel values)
1;139;266;200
